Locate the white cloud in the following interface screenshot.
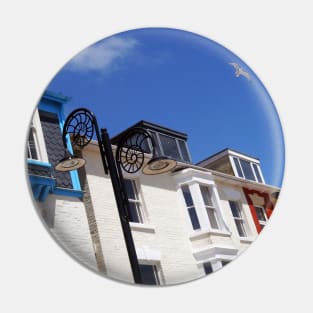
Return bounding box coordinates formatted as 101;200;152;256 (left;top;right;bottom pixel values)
66;37;139;72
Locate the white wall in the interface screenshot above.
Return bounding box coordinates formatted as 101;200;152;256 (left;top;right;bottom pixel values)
37;194;97;271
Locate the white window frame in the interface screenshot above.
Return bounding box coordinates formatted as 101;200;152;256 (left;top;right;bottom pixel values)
181;184;201;230
180;182;229;233
254;205;268;229
27;110;49;163
124;179;146;224
199;185;221;230
174;168;231;234
231;156;264;183
194;245;238;276
229;201;248;238
27;126;40;160
137;247;163;285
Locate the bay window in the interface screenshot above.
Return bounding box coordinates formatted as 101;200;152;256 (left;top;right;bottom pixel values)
181;182;227;233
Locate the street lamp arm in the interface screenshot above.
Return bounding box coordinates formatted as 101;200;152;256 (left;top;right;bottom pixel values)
61;108;109;174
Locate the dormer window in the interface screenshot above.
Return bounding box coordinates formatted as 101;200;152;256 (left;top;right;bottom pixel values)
232;157;264;183
149;131;191;163
111;120;192;164
197;149;265;184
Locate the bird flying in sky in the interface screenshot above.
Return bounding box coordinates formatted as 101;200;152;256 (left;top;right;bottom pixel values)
229;62;250;80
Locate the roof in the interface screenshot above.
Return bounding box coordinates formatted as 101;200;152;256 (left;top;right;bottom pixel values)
111;120;188;144
196;148;260;166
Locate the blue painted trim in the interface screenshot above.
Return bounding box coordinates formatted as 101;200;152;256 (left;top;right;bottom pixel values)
69;171;82;191
37;93;82;192
39;185;51;202
27;159;51;168
29;175;55;187
29;175;56;202
44;91;70;104
29;174;83;200
53;188;83;199
33;184;42;200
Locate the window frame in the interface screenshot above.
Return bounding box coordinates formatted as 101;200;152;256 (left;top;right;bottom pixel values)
27;126;39;160
229;200;248;238
124;178;146;224
139;263;162;285
180;181;229;234
231;156;264;183
254;205;268;229
181;184;201;230
199;185;221;230
203;261;213;275
148;130;191;163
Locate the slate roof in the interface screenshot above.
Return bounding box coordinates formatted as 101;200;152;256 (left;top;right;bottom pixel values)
111;120;188;144
39;110;73;189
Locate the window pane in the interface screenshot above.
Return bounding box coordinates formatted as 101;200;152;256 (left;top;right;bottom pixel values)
149;131;162;156
233;157;244;177
28;130;38;159
240;159;256;181
252;164;263;183
124;179;142;223
159;134;181;159
229;201;241;218
235;220;246;237
181;185;194;207
200;186;214;207
207;207;219;229
124;179;136;199
128;202;141;223
139;264;159;285
178;140;191;163
203;262;213;275
255;206;266;221
188;207;201;230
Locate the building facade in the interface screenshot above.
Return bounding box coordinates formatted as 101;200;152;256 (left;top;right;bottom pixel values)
26;91;280;285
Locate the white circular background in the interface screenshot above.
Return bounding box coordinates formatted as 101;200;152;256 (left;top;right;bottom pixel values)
1;1;312;312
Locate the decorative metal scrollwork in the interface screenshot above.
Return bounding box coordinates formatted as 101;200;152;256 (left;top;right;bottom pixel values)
116;127;154;174
63;108;95;148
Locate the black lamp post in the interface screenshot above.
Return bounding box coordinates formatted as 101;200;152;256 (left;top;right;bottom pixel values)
55;108;176;284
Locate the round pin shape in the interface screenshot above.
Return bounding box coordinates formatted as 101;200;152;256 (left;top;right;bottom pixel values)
26;28;284;286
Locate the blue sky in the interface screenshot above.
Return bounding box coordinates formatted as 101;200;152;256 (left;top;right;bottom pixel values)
47;28;285;187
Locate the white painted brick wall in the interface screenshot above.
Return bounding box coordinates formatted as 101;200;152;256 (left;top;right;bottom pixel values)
37;194;97;271
84;150;134;284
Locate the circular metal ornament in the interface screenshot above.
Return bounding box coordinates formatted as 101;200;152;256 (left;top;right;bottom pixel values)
63;108;95;148
116;128;154;173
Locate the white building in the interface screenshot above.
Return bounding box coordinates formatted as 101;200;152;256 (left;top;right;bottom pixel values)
27;91;280;285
